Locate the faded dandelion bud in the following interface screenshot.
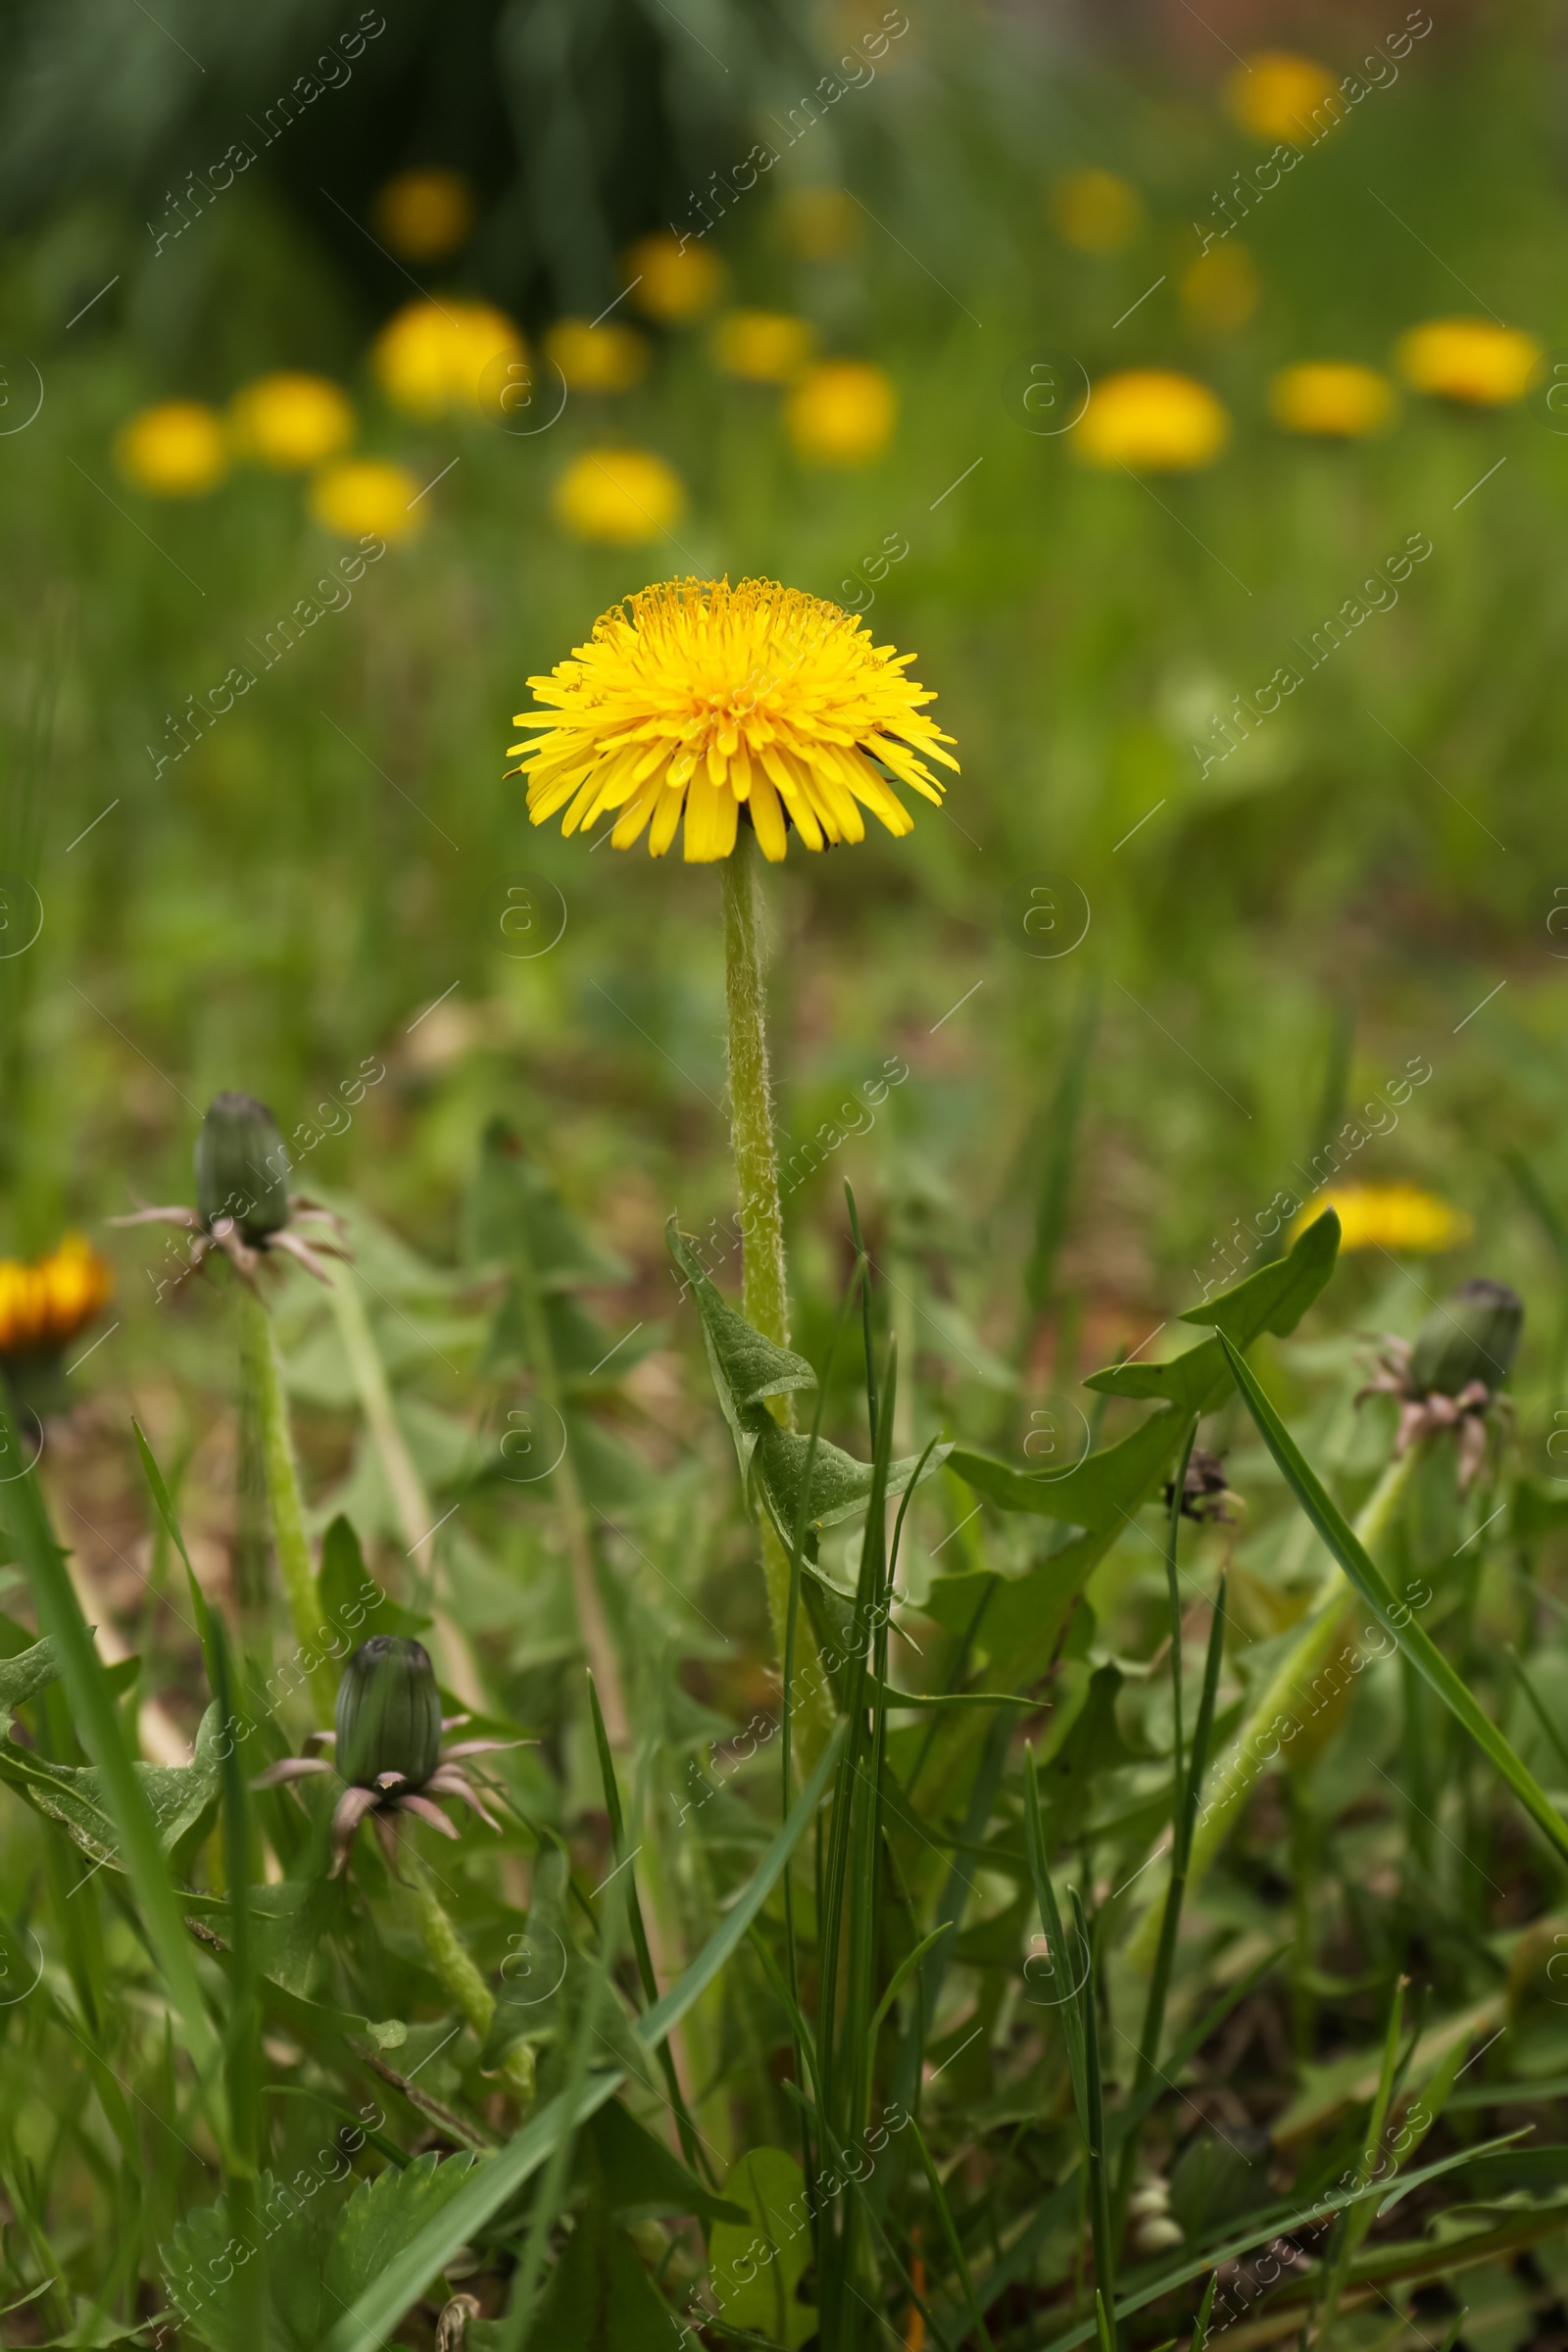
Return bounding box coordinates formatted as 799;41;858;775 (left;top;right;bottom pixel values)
195;1092;291;1241
1408;1277;1523;1400
335;1636;443;1791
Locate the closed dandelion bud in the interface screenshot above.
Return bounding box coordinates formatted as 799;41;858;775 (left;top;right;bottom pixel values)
335;1636;442;1790
195;1091;290;1240
1409;1277;1523;1398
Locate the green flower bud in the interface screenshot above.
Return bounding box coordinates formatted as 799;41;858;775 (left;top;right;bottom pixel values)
1408;1277;1523;1398
335;1636;442;1790
195;1092;290;1241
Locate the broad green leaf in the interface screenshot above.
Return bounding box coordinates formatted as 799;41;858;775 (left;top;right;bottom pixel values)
318;1514;429;1642
163;2173;336;2352
507;2182;681;2351
467;1119;630;1290
667;1220;818;1468
588;2099;747;2225
1220;1333;1568;1866
0;1634;59;1736
709;2147;815;2349
0;1696;223;1871
1179;1207;1342;1337
323;2151;477;2309
322;1728;843;2352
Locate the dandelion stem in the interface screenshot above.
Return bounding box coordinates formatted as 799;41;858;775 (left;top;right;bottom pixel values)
399;1845;535;2107
238;1286;335;1715
721;831;833;1750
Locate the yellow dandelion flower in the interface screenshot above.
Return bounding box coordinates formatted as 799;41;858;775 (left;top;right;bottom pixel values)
507;575;957;864
1225;51;1342;146
714;310;816;384
309;459;423;541
784;361;897;465
1396;317;1543;407
1270;362;1396;438
371;297;526;419
1050;168;1143;254
1180;242;1261;334
543;318;651;393
229;372;355;470
624;232;725;322
115;401;228;496
1073;370;1230;471
0;1234;114;1356
779;186;859;261
1292;1183;1474;1254
372;167;476;261
553;448;685;545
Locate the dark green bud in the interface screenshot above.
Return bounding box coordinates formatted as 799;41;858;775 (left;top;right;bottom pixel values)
335;1637;442;1790
1409;1277;1523;1398
195;1092;290;1241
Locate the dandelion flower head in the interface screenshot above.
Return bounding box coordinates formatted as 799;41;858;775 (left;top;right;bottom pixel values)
509;576;957;863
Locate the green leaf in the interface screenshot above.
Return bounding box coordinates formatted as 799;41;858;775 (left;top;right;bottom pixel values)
1179;1208;1342;1337
1219;1333;1568;1866
667;1221;818;1470
519;2182;682;2351
709;2147;815;2349
163;2173;337;2352
0;1634;59;1737
322;1728;843;2352
468;1119;631;1291
318;1514;429;1642
588;2100;746;2225
0;1696;223;1872
323;2151;477;2309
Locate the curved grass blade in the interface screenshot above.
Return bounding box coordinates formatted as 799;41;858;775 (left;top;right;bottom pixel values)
1217;1334;1568;1865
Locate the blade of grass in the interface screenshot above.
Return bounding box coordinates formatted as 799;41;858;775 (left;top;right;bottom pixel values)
908;2114;996;2352
0;1390;227;2140
1218;1334;1568;1865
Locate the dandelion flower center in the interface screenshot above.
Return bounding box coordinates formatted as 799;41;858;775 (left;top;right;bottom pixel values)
507;576;958;862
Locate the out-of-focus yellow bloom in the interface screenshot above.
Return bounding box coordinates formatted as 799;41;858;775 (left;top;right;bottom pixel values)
1225;51;1342;146
509;575;955;861
229;372;355;470
714;310;816;384
1181;243;1261;333
784;361;896;464
372;168;476;261
1074;370;1230;471
624;233;725;322
309;459;423;541
1270;362;1396;438
115;402;228;496
1050;169;1143;254
1396;317;1543;407
371;298;527;419
543;318;651;392
0;1235;114;1356
778;186;859;260
553;448;685;544
1293;1183;1474;1254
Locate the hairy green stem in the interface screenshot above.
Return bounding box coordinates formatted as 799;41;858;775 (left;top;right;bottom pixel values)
399;1847;535;2107
1129;1442;1423;1971
720;838;834;1758
239;1287;335;1716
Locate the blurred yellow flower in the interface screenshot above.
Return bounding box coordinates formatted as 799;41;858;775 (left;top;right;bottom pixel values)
1050;169;1142;254
1293;1184;1474;1254
229;372;355;470
714;310;816;384
1270;362;1396;438
371;298;526;419
785;361;896;464
1073;370;1230;471
779;186;859;261
1181;243;1261;333
309;459;423;541
0;1235;114;1356
543;318;651;392
1225;51;1342;146
1396;317;1543;407
115;401;228;496
554;448;685;544
624;232;725;322
508;575;956;861
372;167;476;261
